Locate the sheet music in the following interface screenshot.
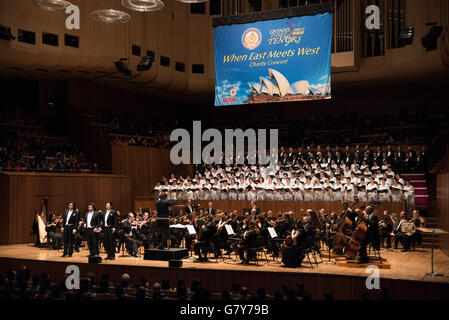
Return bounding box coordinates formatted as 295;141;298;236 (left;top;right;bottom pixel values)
170;224;186;229
268;227;278;239
186;224;196;235
225;224;235;236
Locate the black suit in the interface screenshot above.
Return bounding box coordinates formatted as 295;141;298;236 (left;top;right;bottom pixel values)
206;207;216;216
184;205;194;214
62;209;80;256
102;209;117;258
359;213;380;262
122;219;140;255
156;199;176;249
85;211;101;256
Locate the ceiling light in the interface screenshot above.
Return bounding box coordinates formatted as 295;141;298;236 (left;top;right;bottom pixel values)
121;0;164;12
176;0;208;3
90;9;131;24
34;0;72;11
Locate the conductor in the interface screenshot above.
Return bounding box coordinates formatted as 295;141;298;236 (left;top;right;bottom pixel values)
156;192;176;249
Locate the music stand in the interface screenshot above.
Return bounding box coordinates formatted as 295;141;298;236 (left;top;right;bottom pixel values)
417;227;448;277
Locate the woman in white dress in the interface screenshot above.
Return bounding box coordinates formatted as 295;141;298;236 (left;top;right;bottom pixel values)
378;178;391;202
366;178;378;202
391;179;403;202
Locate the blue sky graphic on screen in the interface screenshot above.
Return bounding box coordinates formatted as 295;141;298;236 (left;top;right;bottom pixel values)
214;12;333;106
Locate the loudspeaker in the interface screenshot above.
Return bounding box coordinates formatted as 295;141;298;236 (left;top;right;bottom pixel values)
88;256;102;264
137;52;155;71
421;26;443;51
169;260;182;268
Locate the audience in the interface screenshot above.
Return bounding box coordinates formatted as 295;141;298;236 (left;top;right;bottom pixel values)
0;266;391;301
0;107;97;173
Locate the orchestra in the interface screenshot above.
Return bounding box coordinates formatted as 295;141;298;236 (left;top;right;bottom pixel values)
39;194;426;267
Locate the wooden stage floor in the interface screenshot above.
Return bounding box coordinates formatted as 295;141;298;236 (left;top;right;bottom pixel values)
1;244;449;299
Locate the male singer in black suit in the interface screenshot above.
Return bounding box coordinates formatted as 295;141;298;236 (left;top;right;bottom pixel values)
61;201;80;257
103;202;117;260
156;192;176;249
84;203;101;257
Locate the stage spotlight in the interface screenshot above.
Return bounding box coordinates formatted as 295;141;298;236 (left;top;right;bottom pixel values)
0;25;15;40
421;25;443;51
137;52;155;71
114;58;132;77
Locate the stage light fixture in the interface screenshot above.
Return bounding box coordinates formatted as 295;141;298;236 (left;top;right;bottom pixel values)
421;25;443;51
114;58;132;77
121;0;164;12
90;9;131;24
33;0;72;11
137;52;155;71
176;0;208;3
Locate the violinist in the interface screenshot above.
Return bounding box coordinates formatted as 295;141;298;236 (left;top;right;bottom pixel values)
237;221;260;264
193;216;217;262
215;211;233;256
46;214;63;250
122;213;140;257
282;216;314;268
138;212;151;249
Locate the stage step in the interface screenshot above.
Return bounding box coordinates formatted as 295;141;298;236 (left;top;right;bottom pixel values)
338;259;391;269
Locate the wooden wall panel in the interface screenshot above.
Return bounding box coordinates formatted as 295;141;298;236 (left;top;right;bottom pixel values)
112;144;192;197
134;198;405;219
437;172;449;257
0;172;132;245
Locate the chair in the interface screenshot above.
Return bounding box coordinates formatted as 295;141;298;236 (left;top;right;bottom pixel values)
303;247;317;268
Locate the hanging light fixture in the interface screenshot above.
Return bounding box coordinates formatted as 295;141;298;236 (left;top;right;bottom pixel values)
90;9;131;24
176;0;208;3
121;0;164;12
34;0;72;11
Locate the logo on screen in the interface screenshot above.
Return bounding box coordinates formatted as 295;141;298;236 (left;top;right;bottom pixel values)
242;28;262;50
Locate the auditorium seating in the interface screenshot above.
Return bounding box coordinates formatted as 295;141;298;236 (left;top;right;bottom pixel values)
0;107;97;173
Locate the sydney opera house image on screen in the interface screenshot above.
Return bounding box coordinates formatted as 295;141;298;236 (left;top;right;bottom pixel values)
247;68;331;104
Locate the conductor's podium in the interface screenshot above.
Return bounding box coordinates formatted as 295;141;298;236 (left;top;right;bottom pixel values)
144;248;189;261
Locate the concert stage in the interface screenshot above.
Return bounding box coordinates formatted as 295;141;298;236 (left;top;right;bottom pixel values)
1;244;449;300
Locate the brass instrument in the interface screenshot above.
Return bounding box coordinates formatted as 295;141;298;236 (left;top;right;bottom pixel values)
400;221;416;236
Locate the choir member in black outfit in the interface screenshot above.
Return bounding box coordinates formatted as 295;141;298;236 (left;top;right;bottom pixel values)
61;201;80;257
84;203;101;257
103;202;117;260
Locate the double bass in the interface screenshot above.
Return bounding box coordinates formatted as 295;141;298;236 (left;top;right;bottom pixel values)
333;200;359;252
345;201;381;260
